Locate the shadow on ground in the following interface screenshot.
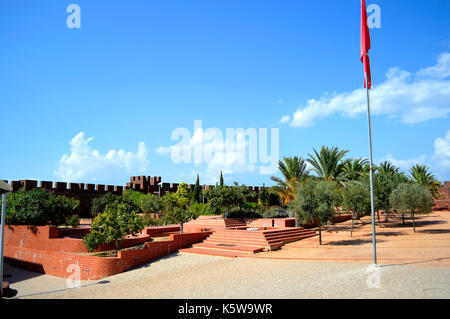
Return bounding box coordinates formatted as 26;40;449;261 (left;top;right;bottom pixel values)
325;239;385;246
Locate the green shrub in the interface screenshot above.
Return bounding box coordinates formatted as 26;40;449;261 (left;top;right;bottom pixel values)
140;194;164;215
65;215;80;228
90;193;118;217
4;189;80;226
83;201;144;252
142;214;166;226
261;207;289;218
121;189;146;212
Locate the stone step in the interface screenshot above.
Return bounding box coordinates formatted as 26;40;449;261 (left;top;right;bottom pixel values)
192;242;265;253
264;231;316;241
179;247;246;258
205;238;269;247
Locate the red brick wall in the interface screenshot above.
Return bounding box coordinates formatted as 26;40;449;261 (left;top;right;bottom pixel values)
5;225;150;253
5;231;211;280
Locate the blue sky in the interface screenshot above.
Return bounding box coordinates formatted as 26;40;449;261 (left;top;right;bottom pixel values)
1;0;449;187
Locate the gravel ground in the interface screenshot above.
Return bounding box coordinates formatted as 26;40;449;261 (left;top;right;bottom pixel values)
5;252;450;299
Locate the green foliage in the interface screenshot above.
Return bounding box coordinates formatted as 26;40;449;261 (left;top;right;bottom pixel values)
204;184;256;216
370;172;396;214
191;175;201;204
270;156;309;205
188;202;215;216
142;214;166;226
174;183;191;208
260;207;290;219
65;214;80;228
90;193;118;217
83;201;144;252
121;189;146;212
408;164;441;199
162;193;199;231
342;158;370;181
258;183;270;207
306;146;351;184
341;182;372;217
4;189;80;226
377;161;400;176
140;193;164;214
390;183;433;215
289;180;338;244
219;170;224;187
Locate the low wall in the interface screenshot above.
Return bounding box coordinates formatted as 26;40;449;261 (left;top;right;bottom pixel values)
143;225;181;237
5;225;150;253
5;231;211;280
245;218;296;228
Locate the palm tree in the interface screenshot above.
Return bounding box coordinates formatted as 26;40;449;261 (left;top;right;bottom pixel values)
270;156;310;205
377;160;400;176
343;158;370;181
409;164;441;199
306;146;351;185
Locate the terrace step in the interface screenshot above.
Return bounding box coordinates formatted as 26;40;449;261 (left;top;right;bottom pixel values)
179;247;246;258
205;238;270;247
192;242;265;253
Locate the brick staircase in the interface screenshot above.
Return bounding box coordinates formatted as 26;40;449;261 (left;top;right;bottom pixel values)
179;227;317;257
183;216;247;232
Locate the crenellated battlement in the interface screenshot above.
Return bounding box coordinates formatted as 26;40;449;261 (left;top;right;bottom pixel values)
2;176;265;217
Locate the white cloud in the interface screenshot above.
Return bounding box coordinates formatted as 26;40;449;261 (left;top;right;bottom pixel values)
433;130;450;174
380;130;450;180
55;132;149;182
156;127;266;184
280;115;290;124
379;154;428;173
417;52;450;79
283;52;450;127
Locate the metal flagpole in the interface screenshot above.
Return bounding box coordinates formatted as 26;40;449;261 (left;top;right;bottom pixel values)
365;71;377;265
0;193;7;296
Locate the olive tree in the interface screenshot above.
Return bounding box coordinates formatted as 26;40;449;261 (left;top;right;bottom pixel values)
390;183;433;232
341;182;372;237
289;180;338;245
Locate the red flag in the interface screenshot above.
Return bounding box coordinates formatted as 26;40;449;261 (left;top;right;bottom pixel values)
361;0;371;89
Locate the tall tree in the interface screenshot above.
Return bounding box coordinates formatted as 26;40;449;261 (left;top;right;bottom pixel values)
270;156;310;205
409;164;441;199
377;160;400;176
219;170;224;187
343;158;370;181
307;146;351;185
191;174;201;203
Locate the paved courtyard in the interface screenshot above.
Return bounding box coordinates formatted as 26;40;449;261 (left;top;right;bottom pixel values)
4;211;450;299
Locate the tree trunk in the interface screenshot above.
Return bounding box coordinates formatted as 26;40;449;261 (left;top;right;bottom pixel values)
180;222;184;234
318;222;322;245
223;207;227;219
402;212;405;225
377;209;381;227
115;239;120;252
412;211;416;232
350;212;354;237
